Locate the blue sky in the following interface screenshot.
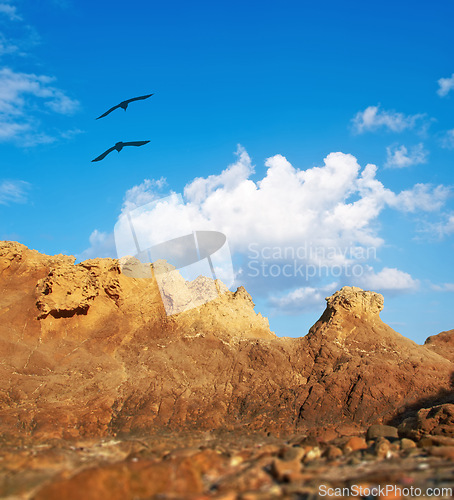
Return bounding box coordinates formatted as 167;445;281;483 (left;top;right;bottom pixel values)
1;0;453;343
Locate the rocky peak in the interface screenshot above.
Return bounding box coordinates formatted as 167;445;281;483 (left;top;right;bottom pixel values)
307;286;386;340
326;286;384;318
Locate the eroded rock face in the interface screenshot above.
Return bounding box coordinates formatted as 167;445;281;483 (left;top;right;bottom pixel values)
0;241;452;440
425;329;454;362
36;263;100;318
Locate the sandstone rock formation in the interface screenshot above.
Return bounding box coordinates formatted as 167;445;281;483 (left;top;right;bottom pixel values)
0;241;452;441
425;329;454;361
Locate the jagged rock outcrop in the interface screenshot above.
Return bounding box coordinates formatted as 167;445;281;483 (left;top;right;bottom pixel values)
0;241;452;440
300;286;453;429
425;329;454;362
398;403;454;440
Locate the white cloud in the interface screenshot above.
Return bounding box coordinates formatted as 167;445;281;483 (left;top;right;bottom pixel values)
0;68;78;115
385;143;428;168
441;129;454;149
82;147;449;302
388;184;451;213
45;91;79;114
182;148;383;253
184;146;254;204
122;177;167;213
0;119;29;139
0;179;30;205
0;3;22;21
431;283;454;292
352;105;425;134
358;267;419;292
84;147;450;259
424;213;454;238
0;67;79;145
437;73;454;97
268;283;338;314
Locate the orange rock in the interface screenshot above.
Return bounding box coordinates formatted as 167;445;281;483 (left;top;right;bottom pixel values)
344;436;368;452
271;457;302;481
325;445;343;460
32;458;203;500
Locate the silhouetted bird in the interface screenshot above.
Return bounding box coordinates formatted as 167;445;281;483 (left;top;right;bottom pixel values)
91;141;150;162
95;94;154;119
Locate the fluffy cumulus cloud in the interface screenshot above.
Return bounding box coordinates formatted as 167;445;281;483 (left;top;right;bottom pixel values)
357;267;419;293
184;148;382;253
268;283;337;314
0;67;79;144
352;105;425;134
82;147;447;313
385;143;428;168
0;179;30;204
437;73;454;97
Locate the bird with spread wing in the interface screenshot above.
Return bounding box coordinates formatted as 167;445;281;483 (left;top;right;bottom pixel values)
91;141;150;162
95;94;154;120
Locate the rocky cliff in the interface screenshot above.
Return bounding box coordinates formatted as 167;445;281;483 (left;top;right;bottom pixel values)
0;241;452;441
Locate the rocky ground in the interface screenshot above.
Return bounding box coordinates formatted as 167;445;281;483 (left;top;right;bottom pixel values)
1;241;454;498
2;421;454;499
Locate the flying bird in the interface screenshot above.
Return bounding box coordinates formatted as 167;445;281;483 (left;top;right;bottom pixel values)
91;141;150;162
95;94;154;120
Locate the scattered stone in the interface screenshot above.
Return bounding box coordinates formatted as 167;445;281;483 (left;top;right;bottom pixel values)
366;424;399;440
271;458;302;481
400;438;416;450
324;446;343;460
418;437;435;449
295;437;319;448
344;436;368;452
279;446;306;462
302;446;322;463
373;437;391;458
